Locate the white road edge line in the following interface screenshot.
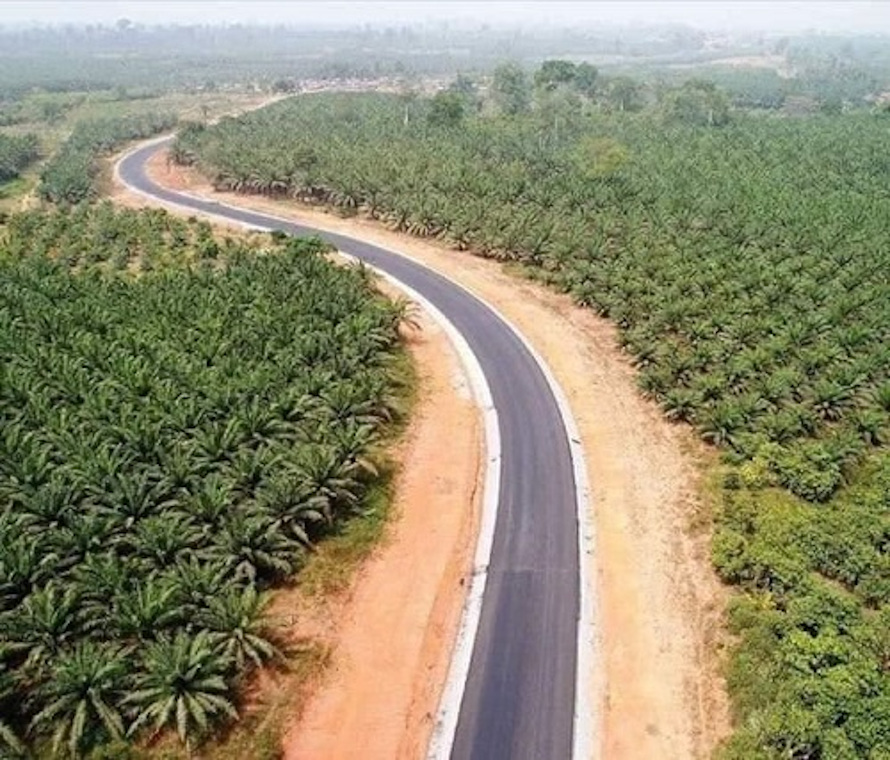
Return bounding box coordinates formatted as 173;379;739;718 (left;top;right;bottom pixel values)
337;257;500;760
114;141;599;760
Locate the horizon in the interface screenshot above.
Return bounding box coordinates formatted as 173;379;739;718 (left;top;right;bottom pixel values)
2;1;889;35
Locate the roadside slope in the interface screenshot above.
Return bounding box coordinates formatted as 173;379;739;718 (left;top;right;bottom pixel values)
130;152;731;759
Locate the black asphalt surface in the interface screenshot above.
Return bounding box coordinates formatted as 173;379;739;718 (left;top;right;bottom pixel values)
119;140;581;760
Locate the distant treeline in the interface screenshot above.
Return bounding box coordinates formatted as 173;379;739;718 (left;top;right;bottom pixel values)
1;24;889;107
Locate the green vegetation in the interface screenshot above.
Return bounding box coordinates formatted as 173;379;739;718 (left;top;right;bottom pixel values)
38;113;177;204
0;22;776;97
4;18;890;755
0;134;39;184
0;88;266;214
176;85;890;758
0;203;408;756
3;21;888;110
4;202;223;272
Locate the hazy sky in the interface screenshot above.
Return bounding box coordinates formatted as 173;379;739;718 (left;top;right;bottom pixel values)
3;1;889;34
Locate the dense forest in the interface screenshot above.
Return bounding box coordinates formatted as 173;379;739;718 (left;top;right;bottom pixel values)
0;204;409;757
174;80;890;758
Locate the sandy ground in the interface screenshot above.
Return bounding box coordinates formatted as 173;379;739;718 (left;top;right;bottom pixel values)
708;54;794;77
669;54;793;79
119;152;732;759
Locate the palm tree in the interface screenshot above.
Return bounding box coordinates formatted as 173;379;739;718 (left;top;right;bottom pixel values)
0;658;25;758
0;523;56;611
660;388;702;423
30;641;128;758
698;401;746;448
808;378;858;422
172;556;231;617
850;408;888;447
328;421;380;476
195;586;280;671
293;445;364;520
17;476;78;533
129;513;203;569
107;578;181;641
125;631;237;750
186;474;235;532
228;446;276;499
207;509;301;585
0;436;55;504
49;513;119;572
96;471;172;529
1;584;81;672
257;471;328;548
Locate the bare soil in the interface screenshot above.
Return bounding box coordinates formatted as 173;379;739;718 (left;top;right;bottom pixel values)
276;310;481;760
120;153;732;759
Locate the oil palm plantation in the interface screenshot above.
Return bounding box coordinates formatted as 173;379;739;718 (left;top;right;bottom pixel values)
0;206;408;754
171;87;890;759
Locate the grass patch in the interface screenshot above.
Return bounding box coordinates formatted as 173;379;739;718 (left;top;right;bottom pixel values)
0;176;31;212
297;473;396;598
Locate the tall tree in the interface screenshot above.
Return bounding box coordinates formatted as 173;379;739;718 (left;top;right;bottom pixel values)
428;91;465;128
574;62;599;98
603;75;644;112
492;62;530;116
661;79;731;126
534;59;577;91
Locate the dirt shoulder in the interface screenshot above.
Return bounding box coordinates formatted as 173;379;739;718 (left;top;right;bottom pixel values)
278;309;481;760
120;152;731;759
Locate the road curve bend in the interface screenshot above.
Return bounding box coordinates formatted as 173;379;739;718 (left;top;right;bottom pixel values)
117;139;594;760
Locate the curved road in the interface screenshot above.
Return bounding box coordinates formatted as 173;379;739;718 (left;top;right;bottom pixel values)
119;141;583;760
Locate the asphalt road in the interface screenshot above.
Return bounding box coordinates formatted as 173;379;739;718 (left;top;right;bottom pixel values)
118;141;581;760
